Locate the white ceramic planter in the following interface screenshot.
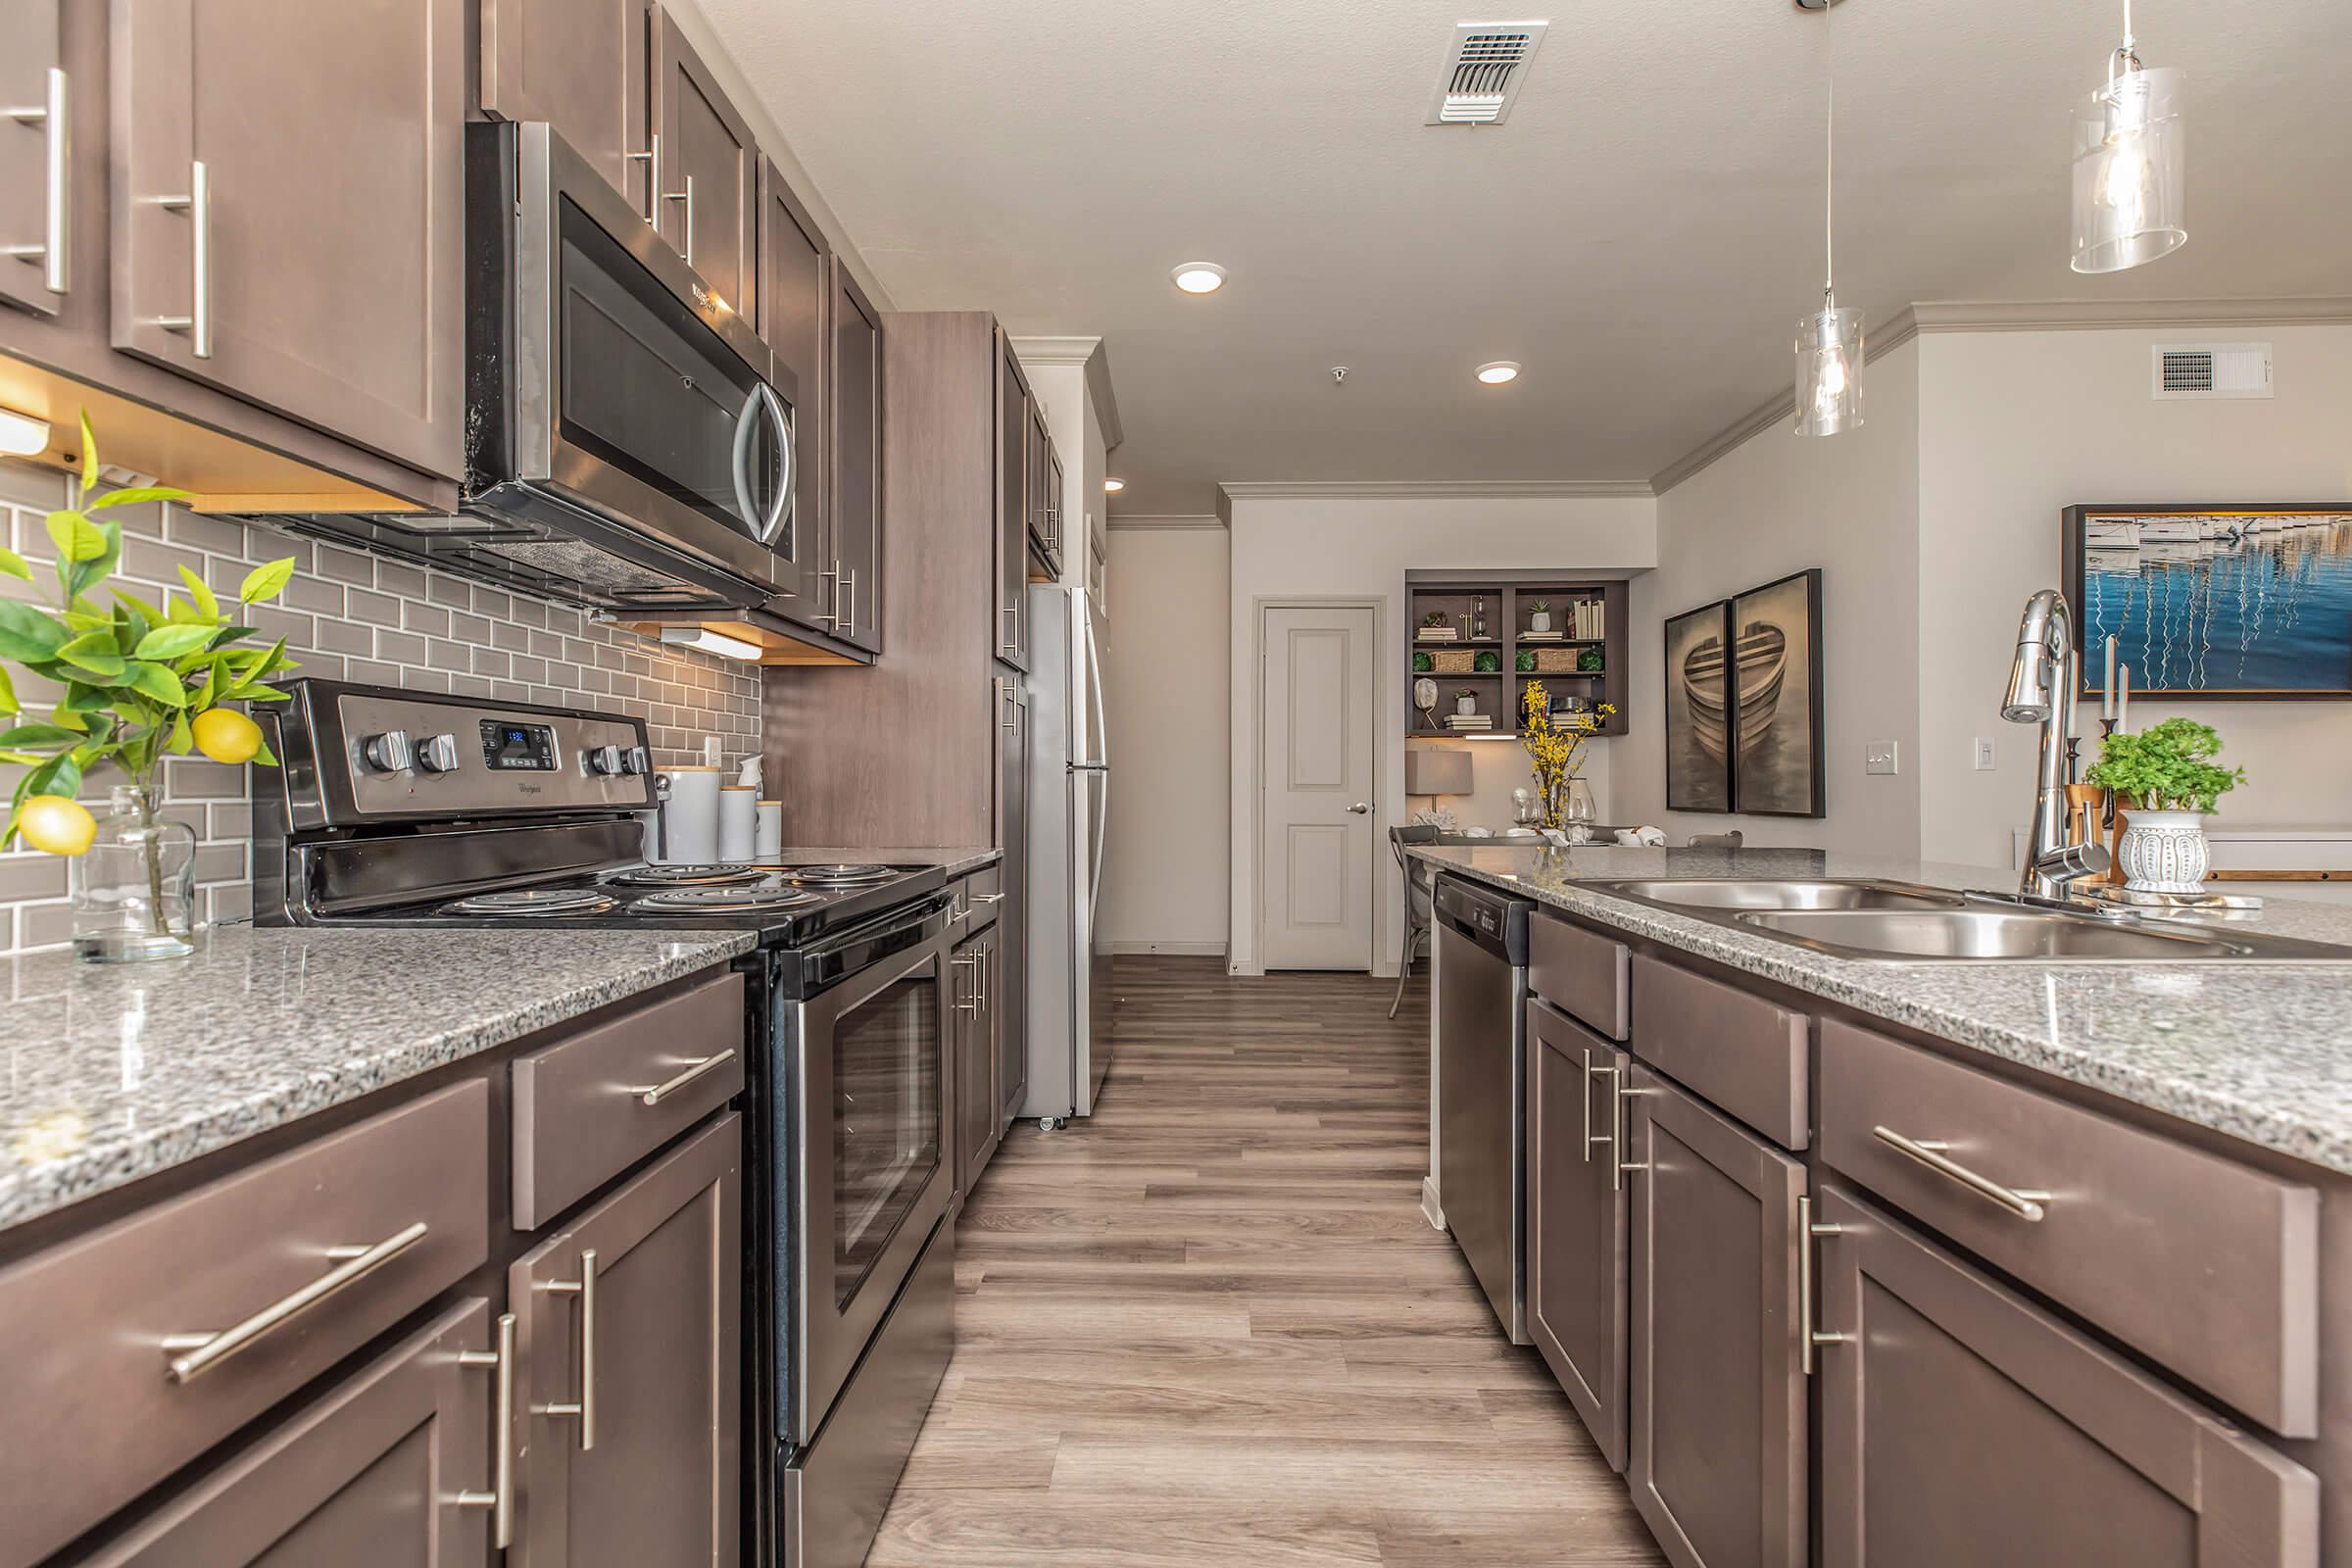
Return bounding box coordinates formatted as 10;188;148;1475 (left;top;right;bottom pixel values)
2117;808;2212;894
1455;695;1478;717
1529;612;1552;633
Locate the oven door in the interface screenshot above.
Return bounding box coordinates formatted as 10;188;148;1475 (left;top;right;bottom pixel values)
788;917;952;1445
491;122;807;606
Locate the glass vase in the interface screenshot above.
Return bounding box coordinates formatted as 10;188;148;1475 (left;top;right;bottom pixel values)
71;784;198;962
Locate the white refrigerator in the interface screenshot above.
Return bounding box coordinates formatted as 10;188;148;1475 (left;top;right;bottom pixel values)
1022;583;1113;1125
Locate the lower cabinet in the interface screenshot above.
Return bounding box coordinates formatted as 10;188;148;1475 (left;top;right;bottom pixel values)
79;1298;495;1566
995;675;1030;1129
1526;997;1630;1472
1812;1182;2319;1568
510;1115;742;1568
1627;1065;1807;1568
955;922;1004;1200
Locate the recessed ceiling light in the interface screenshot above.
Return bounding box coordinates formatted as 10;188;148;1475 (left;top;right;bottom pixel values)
0;406;52;457
1475;361;1522;385
1170;262;1226;295
1103;478;1126;493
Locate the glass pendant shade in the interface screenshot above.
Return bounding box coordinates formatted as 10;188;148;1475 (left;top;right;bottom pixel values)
2071;64;2186;273
1793;305;1864;436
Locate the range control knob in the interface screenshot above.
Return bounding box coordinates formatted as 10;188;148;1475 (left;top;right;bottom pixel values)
622;746;650;776
360;730;413;773
586;744;624;776
416;733;462;774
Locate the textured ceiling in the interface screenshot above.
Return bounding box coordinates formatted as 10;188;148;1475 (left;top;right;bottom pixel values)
699;0;2352;514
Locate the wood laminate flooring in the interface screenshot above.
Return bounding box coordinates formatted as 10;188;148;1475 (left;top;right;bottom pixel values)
868;956;1666;1567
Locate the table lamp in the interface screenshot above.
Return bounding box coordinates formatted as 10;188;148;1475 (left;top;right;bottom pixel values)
1405;747;1473;822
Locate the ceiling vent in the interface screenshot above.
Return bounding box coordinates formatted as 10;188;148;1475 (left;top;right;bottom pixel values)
1425;22;1549;125
2151;343;2274;401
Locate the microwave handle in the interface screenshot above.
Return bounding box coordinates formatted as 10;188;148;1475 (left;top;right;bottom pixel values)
754;382;796;546
730;385;764;538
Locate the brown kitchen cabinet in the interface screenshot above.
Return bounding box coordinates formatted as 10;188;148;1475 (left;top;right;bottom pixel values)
995;674;1030;1127
476;0;651;218
829;258;883;653
1024;399;1056;576
650;7;757;318
77;1299;498;1568
758;160;830;637
0;0;65;318
510;1113;742;1568
1813;1182;2319;1568
1526;998;1631;1473
1627;1063;1807;1568
996;328;1032;670
1043;440;1068;575
955;923;1004;1201
109;0;468;479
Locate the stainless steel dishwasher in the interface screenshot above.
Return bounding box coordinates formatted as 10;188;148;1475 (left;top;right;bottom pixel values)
1433;873;1532;1344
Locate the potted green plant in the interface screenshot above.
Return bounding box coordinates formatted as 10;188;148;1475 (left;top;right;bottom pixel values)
1419;611;1451;642
1577;646;1603;672
1453;688;1478;718
1473;649;1500;673
1412;650;1434;672
1527;599;1553;634
0;416;300;960
1515;649;1536;673
2084;717;2245;893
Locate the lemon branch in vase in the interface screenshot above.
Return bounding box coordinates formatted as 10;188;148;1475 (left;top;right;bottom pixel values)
0;415;298;960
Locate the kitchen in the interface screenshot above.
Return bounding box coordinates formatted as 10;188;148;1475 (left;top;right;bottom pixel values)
0;2;2349;1566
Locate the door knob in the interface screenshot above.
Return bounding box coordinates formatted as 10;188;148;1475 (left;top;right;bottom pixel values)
1347;803;1371;814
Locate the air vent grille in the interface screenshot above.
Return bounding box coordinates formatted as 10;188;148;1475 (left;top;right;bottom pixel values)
1426;21;1549;125
2151;342;2274;401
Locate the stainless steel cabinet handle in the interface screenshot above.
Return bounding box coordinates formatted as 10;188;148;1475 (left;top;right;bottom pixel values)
1871;1125;2050;1222
626;133;660;225
999;677;1017;729
953;953;980;1014
155;160;213;358
455;1312;517;1546
975;947;989;1013
2;67;69;294
1001;601;1019;657
661;172;695;267
160;1220;427;1382
541;1249;598;1448
630;1047;736;1106
1797;1196;1854;1375
840;565;858;640
810;565;840;628
973;892;1004;906
1609;1073;1651;1192
1580;1048;1605;1165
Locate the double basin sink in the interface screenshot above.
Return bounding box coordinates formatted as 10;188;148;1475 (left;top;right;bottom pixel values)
1579;878;2352;962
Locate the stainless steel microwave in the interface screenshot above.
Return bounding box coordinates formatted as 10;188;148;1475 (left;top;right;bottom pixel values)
279;121;805;613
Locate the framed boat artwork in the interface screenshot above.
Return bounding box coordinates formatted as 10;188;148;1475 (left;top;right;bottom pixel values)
1729;568;1826;817
1663;599;1735;812
2061;504;2352;699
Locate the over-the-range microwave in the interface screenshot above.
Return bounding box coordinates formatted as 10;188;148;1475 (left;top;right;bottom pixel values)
273;121;807;616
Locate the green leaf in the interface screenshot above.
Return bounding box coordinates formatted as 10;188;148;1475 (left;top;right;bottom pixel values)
134;623;216;660
55;630;125;677
112;588;165;625
44;510;106;564
0;546;28;583
253;733;278;768
0;723;83;748
124;662;191;707
234;682;291;703
0;601;67;663
177;564;220;621
21;753;81;804
226;638;288;696
85;485;191;512
238;558;295;604
0;664;15;714
169;710;192;754
77;410;96;488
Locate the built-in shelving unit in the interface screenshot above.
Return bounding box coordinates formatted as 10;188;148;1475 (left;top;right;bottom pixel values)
1404;573;1630;741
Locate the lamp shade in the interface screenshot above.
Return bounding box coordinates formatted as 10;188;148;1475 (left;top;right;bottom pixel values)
1405;748;1473;796
2070;65;2186;274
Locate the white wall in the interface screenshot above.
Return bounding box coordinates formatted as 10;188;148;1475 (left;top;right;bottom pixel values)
1618;340;1925;858
1225;493;1658;973
1102;523;1231;953
1915;323;2352;866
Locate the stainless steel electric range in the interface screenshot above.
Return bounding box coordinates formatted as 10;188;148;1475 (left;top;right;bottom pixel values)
253;678;955;1568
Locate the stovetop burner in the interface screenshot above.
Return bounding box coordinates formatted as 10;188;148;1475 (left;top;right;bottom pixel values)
782;863;899;886
604;863;765;888
631;885;821;912
438;887;621;916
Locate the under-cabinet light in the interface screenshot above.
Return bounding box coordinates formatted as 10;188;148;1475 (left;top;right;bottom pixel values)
660;626;762;662
0;406;51;458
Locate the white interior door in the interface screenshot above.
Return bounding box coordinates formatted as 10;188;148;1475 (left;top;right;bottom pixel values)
1259;604;1377;970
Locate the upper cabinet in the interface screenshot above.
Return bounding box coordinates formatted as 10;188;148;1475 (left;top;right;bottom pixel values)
651;9;758;320
110;0;467;479
0;0;66;318
760;159;828;604
476;0;653;219
830;260;882;652
995;329;1031;670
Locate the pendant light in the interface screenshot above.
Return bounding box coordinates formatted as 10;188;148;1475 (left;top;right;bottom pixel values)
2070;0;2186;273
1793;0;1861;437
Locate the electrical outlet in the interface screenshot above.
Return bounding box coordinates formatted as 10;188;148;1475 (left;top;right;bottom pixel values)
1975;737;1997;771
1865;741;1898;776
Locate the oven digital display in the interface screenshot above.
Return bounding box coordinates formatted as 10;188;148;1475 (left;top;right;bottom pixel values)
480;719;558;771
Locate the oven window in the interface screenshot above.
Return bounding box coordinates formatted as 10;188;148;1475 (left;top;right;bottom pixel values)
554;197;785;542
832;962;942;1308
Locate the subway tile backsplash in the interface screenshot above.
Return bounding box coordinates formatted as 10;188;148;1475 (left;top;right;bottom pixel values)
0;461;761;955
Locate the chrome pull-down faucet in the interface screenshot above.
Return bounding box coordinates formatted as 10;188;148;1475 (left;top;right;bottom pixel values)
2000;588;2112;901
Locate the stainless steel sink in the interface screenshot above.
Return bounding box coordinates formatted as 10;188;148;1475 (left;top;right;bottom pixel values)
1583;878;1966;912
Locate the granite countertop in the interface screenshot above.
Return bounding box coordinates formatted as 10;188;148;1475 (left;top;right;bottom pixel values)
0;926;756;1233
763;846;1002;877
1412;843;2352;1175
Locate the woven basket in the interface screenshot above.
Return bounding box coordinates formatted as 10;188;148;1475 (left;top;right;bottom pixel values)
1431;649;1476;673
1533;647;1580;673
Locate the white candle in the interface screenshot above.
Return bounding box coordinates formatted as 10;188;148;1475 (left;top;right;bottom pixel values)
2102;636;2117;720
2118;663;2131;733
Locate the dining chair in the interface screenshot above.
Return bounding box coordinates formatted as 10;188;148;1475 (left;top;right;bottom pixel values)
1688;830;1745;849
1390;825;1441;1018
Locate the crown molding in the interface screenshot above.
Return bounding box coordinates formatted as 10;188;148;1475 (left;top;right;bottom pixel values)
1216;478;1653;503
1105;513;1226;530
1006;334;1100;364
1009;334;1124;450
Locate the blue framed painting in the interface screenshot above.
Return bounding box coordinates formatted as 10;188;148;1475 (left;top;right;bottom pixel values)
2064;504;2352;700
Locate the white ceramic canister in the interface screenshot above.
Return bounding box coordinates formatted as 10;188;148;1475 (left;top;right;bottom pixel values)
660;766;722;864
718;784;759;862
755;800;784;858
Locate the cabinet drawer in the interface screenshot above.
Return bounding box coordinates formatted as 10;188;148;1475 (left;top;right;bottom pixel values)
965;862;1004;933
1818;1018;2319;1436
0;1081;489;1568
512;972;746;1229
1630;956;1808;1150
1529;912;1628;1040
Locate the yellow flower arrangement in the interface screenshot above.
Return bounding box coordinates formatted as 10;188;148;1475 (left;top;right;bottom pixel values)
1520;680;1614;830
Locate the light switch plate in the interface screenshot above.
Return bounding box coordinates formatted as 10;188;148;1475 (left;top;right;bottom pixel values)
1975;737;1997;770
1865;741;1898;776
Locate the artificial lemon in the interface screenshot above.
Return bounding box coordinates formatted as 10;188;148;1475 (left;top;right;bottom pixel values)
192;707;263;765
20;795;95;857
